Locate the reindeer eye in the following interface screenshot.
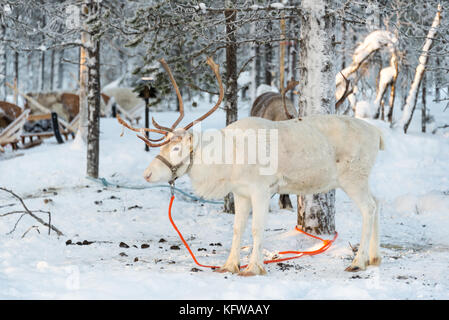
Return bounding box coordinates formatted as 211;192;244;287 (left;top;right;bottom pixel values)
172;146;180;152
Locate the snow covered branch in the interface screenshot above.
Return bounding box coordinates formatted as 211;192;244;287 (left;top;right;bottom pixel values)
398;4;442;133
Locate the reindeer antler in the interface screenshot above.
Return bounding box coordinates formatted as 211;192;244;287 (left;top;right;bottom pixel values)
117;114;171;148
117;114;168;136
117;57;223;149
183;57;224;131
151;58;184;131
281;79;299;119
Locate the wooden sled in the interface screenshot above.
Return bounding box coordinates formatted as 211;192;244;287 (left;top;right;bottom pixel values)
0;106;30;152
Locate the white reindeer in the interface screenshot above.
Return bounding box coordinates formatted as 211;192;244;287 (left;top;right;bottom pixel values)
118;57;385;276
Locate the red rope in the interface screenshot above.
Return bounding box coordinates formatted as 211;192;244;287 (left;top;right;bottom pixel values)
168;195;338;270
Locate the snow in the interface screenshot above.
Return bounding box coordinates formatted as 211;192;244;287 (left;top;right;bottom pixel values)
270;3;284;10
354;100;374;119
256;84;279;96
353;30;397;66
194;3;207;14
1;97;449;299
373;66;396;108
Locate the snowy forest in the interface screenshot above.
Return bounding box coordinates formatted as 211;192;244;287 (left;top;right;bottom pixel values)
1;0;449;300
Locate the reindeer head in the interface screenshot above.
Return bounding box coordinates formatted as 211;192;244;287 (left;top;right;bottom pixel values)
117;57;224;184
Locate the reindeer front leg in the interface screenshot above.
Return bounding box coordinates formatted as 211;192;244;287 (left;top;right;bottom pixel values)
239;191;270;276
216;193;251;274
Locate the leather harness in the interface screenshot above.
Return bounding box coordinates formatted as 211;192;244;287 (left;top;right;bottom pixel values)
155;148;194;185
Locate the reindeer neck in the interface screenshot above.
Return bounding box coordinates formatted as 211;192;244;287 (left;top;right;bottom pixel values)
187;131;232;199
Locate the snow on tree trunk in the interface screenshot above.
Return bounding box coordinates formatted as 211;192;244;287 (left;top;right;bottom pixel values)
398;5;442;134
387;52;399;123
373;52;398;120
223;3;238;214
335;30;397;110
297;0;336;235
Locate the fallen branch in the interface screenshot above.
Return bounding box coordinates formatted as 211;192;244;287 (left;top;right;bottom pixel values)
432;124;449;134
22;226;40;239
0;187;64;236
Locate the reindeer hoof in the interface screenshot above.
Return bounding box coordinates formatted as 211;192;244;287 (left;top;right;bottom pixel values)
238;264;267;276
215;264;240;274
345;263;367;272
345;265;361;272
238;271;258;277
369;257;382;266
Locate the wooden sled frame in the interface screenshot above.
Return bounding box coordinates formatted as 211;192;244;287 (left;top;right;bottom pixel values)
0;109;30;152
5;82;79;145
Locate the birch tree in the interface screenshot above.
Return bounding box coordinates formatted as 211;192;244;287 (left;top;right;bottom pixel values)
398;4;442;134
297;0;336;235
85;0;102;178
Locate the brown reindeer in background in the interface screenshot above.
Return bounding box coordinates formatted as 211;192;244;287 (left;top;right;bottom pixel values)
250;76;351;210
250;80;298;210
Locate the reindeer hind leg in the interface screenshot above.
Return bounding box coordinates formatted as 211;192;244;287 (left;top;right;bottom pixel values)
279;194;293;210
340;179;377;272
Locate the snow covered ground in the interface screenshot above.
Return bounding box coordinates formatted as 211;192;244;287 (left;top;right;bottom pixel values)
1;98;448;300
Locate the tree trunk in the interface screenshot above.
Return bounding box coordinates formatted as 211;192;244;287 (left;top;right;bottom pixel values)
76;3;90;144
290;40;297;102
399;5;441;134
264;21;273;86
297;0;336;235
250;21;261;102
421;73;426;133
14;51;19;105
387;52;399;123
223;4;238;214
40;15;46;92
86;1;101;178
279;16;286;93
341;20;346;70
50;50;55;91
0;23;6;100
434;56;441;101
57;49;64;89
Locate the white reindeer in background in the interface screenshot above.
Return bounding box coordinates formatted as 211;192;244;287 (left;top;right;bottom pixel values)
118;57;385;276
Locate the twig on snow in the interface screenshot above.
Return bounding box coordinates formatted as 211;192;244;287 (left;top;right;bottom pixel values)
0;187;64;236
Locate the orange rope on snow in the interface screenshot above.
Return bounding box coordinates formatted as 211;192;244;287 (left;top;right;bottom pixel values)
168;195;338;271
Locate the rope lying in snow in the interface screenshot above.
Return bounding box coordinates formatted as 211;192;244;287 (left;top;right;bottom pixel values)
86;176;224;205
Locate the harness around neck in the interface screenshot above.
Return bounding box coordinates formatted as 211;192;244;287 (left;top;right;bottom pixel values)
155;147;194;185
